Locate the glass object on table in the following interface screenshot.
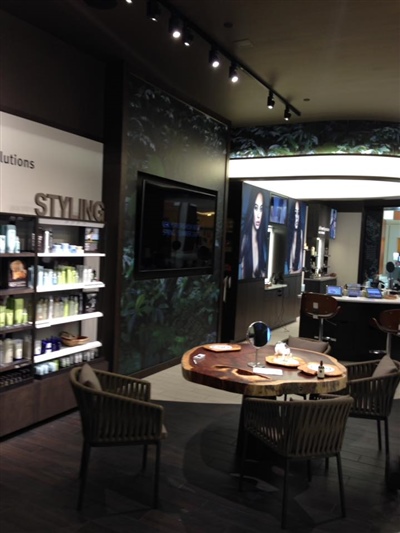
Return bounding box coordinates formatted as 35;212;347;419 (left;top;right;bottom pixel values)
246;321;271;368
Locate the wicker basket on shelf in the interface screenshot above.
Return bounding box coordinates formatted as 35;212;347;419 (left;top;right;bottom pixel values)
60;331;89;347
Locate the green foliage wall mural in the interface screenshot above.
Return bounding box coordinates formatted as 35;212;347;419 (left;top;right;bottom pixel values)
230;121;400;158
119;74;228;374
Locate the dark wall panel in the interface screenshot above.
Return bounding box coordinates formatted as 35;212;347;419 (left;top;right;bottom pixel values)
0;11;105;140
112;71;229;374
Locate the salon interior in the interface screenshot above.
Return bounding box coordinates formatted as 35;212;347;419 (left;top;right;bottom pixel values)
0;1;399;532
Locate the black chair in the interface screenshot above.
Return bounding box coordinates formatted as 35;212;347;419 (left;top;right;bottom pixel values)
301;292;341;342
239;394;353;529
70;364;167;510
370;308;400;357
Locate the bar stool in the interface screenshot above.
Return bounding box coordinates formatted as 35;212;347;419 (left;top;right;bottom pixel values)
301;292;341;342
370;309;400;357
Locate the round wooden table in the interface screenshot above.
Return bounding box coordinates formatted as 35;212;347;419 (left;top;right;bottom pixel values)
181;343;347;398
182;343;348;456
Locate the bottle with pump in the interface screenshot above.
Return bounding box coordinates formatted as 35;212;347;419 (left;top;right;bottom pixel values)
317;360;325;379
48;296;54;320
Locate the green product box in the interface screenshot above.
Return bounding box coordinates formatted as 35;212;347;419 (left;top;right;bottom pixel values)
0;305;5;328
13;298;24;310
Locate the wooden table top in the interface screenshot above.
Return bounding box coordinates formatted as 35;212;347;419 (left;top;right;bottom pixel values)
181;343;347;397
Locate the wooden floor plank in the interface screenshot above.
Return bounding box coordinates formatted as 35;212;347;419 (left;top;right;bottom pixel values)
0;399;399;532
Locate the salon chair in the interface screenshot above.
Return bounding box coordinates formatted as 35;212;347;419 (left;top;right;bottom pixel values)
370;309;400;358
70;364;167;510
239;394;353;529
343;356;400;481
301;292;341;343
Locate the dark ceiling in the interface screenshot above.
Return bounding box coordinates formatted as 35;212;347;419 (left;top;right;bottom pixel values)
1;0;399;128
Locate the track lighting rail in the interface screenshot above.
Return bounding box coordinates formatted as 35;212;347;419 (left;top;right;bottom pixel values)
152;0;301;118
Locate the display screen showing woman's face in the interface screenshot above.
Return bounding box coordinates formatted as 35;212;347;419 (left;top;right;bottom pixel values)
253;193;264;230
294;201;300;229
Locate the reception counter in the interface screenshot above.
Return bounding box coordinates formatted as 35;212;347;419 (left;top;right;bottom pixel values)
299;294;400;361
304;276;337;293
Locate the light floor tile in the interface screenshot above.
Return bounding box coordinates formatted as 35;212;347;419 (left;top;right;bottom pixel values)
147;320;300;403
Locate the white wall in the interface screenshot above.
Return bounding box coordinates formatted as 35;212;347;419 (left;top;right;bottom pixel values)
384;220;400;265
0;112;103;214
1;112;103;343
328;212;362;286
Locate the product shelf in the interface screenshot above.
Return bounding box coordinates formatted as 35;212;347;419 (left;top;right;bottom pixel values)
36;281;105;293
37;252;105;258
35;311;103;329
34;340;102;364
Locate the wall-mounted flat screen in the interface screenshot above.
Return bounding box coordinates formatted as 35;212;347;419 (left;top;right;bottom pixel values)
135;172;217;279
330;208;337;239
238;183;270;280
269;195;288;225
284;199;307;275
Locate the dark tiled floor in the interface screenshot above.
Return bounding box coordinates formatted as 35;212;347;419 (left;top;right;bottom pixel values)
0;395;399;532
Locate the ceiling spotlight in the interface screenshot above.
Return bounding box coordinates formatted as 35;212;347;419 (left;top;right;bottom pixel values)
209;48;220;68
182;26;194;47
126;0;132;4
284;106;292;121
267;91;275;109
229;63;239;83
146;0;160;21
169;15;182;39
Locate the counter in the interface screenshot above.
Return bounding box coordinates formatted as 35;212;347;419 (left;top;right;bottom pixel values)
304;277;337;293
334;295;400;304
299;294;400;361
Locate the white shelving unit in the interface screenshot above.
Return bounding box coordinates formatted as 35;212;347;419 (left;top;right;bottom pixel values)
36;282;105;293
34;340;102;364
34;217;105;371
35;311;103;329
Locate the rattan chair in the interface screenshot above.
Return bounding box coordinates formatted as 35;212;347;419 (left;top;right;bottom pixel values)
70;365;167;510
239;394;353;529
344;358;400;471
286;335;331;354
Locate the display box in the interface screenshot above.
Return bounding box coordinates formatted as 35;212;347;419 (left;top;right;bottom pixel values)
8;259;28;288
83;292;97;313
84;228;100;253
0;259;28;289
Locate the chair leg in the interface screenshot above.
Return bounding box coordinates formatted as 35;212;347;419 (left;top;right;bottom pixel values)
281;458;289;529
78;441;91;511
384;418;390;458
239;431;249;492
336;453;346;517
142;443;148;472
386;333;392;357
377;420;382;451
384;418;390;479
153;442;161;508
318;319;324;342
